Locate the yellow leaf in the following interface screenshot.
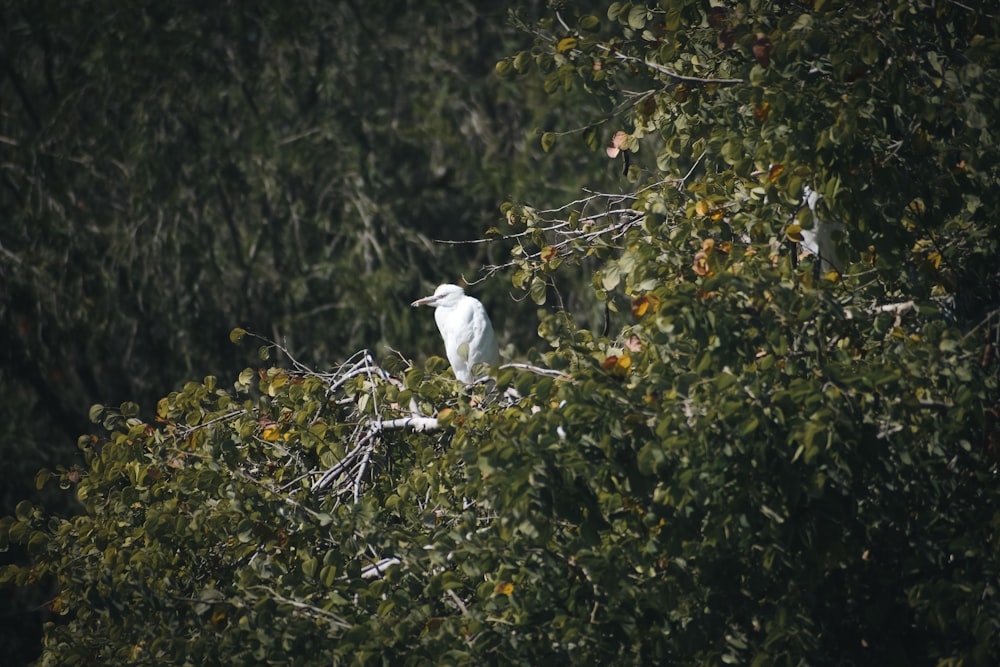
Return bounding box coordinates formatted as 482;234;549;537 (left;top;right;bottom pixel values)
695;200;710;216
541;246;558;263
692;250;711;276
540;132;556;153
210;606;228;630
631;294;660;318
557;37;578;53
616;355;632;373
494;581;514;595
785;224;804;243
602;354;631;376
262;426;280;442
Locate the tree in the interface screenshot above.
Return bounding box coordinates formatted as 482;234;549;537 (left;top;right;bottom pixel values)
3;0;999;664
0;0;551;451
0;0;575;662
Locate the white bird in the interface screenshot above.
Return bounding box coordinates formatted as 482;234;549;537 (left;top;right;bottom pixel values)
411;284;499;384
800;185;845;274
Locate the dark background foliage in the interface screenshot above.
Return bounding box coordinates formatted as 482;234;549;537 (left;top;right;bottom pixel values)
2;0;999;665
0;1;605;662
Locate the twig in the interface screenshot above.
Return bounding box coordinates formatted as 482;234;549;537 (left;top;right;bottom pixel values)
361;557;402;579
963;308;999;340
595;44;745;85
353;447;372;503
174;409;252;439
311;415;440;493
679;151;707;190
379;416;440;431
499;363;571;379
250;586;351;628
447;589;469;615
311;430;378;492
874;301;915;315
278;127;322;145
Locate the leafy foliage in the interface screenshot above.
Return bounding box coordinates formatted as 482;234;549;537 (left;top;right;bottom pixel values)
0;1;560;661
0;0;554;477
3;0;1000;665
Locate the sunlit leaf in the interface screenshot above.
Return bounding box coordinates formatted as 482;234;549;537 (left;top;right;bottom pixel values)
692;251;711;276
631;294;660;318
541;132;557;152
557;37;578;53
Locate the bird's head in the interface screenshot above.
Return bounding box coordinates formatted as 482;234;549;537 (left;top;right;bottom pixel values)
411;283;465;308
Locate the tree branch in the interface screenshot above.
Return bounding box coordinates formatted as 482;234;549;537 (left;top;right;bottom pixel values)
594;44;746;86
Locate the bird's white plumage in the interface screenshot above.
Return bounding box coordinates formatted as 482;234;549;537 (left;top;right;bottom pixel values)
800;185;845;273
411;284;499;383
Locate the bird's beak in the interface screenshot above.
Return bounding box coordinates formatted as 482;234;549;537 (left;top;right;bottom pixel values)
411;294;437;307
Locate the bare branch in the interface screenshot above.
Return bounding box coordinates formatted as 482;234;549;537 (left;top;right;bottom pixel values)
249;587;351;628
594;44;746;86
361;557;402;579
499;363;570;379
447;589;470;615
874;301;916;315
173;409;252;439
353;447;372;503
380;416;441;431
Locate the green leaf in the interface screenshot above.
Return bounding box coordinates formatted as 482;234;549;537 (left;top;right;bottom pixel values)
35;469;52;490
14;501;33;522
88;404;104;423
541;131;557;152
530;276;547;305
627;6;647;30
601;262;621;291
513;50;531;73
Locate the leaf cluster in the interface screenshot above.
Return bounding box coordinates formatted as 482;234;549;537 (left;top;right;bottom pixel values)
3;1;1000;665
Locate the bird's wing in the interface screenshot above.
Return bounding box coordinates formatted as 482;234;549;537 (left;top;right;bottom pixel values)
435;304;475;382
467;299;500;367
433;296;498;383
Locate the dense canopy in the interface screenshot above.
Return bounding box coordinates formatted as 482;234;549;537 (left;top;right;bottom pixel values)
2;0;999;665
